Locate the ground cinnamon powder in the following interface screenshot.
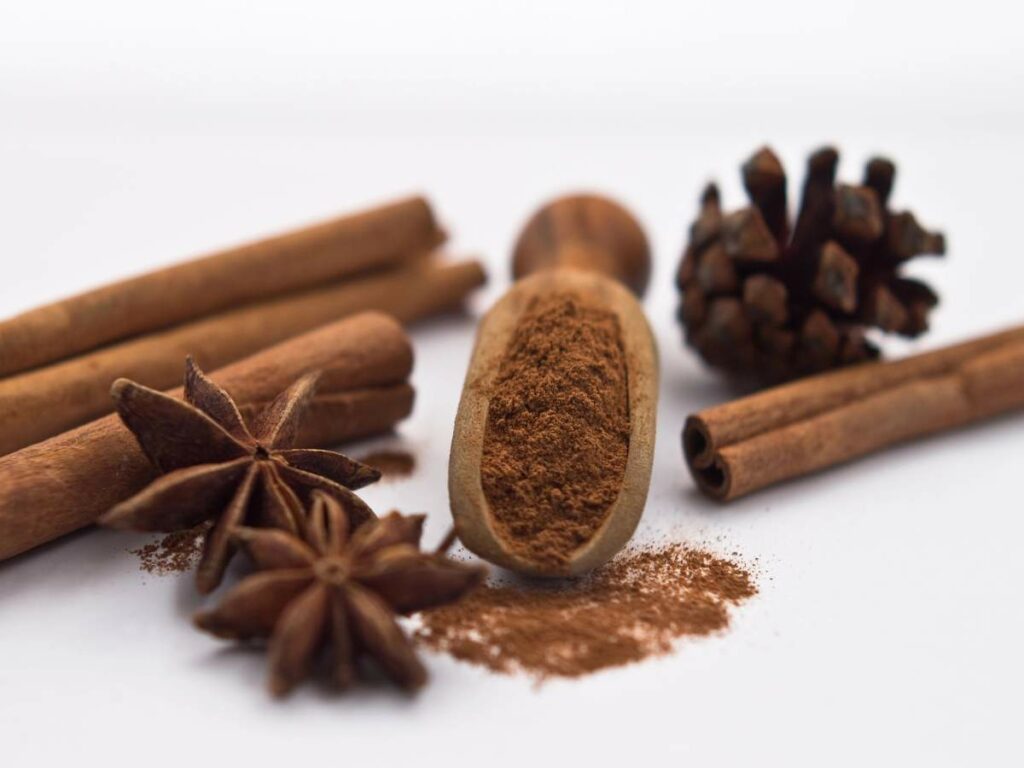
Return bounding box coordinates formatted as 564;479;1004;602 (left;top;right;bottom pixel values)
131;523;209;575
416;543;757;680
480;292;630;567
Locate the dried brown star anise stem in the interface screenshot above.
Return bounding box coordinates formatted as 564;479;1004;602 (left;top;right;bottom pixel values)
195;491;486;696
100;357;380;594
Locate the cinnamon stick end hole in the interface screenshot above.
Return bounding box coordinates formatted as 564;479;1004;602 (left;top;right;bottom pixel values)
683;418;713;467
692;459;729;500
683;419;730;499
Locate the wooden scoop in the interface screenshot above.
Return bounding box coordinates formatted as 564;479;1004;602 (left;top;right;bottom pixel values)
449;194;659;577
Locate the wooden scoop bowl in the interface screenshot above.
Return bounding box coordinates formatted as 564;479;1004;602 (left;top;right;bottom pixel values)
449;194;659;577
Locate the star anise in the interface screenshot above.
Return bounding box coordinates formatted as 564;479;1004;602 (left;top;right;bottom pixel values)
100;358;380;594
194;491;486;696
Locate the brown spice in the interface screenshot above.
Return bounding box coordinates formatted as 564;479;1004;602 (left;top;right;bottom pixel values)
479;292;630;568
132;523;210;575
0;196;443;378
357;449;416;480
194;494;485;697
417;543;756;680
685;325;1024;501
0;313;414;563
0;258;482;458
100;358;379;594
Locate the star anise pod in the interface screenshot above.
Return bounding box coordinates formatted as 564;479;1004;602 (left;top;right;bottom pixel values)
677;146;945;381
194;491;486;696
100;358;380;594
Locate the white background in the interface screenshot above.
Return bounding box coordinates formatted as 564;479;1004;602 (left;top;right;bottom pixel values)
2;2;1022;765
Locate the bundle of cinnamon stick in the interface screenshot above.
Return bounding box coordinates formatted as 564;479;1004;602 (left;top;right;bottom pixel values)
0;195;486;560
0;196;485;455
0;313;415;560
685;324;1024;501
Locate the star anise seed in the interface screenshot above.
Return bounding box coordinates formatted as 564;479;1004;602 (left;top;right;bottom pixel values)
100;357;380;594
194;491;486;697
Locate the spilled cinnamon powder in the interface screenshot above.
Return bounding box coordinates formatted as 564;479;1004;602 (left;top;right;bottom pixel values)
416;543;757;680
132;523;209;575
480;292;630;568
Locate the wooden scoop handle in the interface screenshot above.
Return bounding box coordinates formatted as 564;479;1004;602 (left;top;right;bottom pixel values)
510;194;652;296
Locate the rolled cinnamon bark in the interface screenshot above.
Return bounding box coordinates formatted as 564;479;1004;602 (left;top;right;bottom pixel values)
0;312;414;561
0;196;443;377
684;325;1024;501
241;385;416;449
0;259;483;456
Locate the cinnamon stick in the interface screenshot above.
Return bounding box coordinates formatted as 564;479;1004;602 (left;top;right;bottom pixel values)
684;324;1024;501
240;385;415;449
0;196;443;377
0;258;483;456
0;312;413;561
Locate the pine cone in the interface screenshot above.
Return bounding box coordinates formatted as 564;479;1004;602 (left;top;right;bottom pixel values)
676;146;945;381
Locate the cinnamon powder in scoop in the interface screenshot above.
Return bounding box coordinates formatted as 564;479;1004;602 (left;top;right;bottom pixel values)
479;292;630;568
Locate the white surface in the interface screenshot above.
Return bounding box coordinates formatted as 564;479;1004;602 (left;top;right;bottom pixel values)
2;2;1023;765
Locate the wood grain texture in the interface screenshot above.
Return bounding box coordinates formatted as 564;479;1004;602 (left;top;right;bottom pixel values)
511;194;651;296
